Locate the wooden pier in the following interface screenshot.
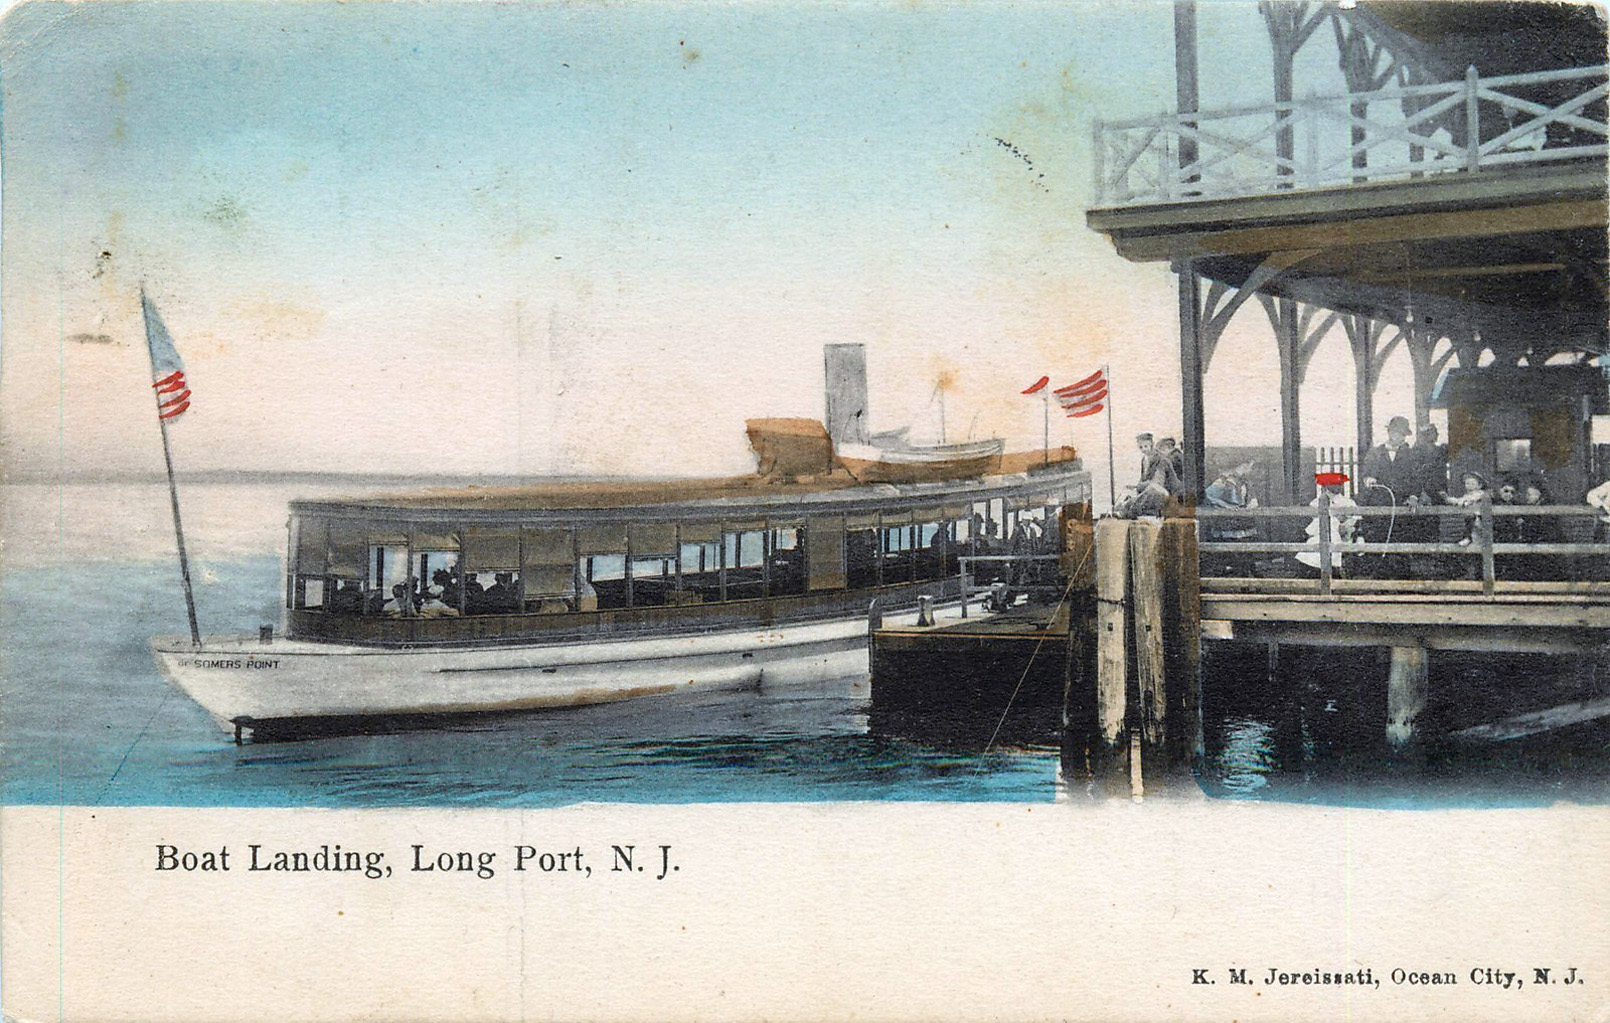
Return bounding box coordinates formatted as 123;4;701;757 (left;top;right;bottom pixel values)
869;499;1610;796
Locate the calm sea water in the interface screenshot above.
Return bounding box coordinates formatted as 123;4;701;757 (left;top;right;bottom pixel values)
3;479;1606;807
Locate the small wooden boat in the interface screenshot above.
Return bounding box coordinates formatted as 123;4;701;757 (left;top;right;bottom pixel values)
835;435;1005;484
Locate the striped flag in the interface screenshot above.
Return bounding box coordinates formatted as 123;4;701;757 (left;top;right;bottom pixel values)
1054;368;1107;418
141;291;191;421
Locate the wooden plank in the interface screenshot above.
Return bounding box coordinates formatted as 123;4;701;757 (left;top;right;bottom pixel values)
1449;695;1610;742
1202;577;1610;596
1218;620;1608;655
1199;599;1610;629
1129;520;1168;777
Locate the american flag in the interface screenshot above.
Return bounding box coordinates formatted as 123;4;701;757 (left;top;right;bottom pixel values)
142;291;191;421
1054;368;1107;418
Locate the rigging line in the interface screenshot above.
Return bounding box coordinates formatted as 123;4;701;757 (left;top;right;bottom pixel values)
974;542;1091;773
98;683;178;803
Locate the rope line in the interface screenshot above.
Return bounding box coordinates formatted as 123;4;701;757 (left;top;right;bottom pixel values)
975;540;1092;772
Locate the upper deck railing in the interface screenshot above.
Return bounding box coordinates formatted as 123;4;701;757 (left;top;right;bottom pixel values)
1093;65;1608;206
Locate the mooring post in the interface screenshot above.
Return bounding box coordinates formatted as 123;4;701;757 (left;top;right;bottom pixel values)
1060;502;1099;784
1163;515;1204;771
1129;519;1169;782
1093;517;1132;795
1385;644;1429;749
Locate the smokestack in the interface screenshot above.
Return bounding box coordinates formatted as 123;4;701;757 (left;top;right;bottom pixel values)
824;344;870;446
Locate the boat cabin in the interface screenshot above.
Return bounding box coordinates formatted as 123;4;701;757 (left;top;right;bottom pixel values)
285;465;1089;646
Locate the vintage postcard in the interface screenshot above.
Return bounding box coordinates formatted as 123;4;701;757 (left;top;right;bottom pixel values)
2;1;1608;1020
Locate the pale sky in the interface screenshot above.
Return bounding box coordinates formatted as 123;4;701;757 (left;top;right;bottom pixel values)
0;0;1425;485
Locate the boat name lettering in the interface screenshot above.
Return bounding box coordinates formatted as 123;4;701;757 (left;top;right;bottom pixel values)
192;658;281;670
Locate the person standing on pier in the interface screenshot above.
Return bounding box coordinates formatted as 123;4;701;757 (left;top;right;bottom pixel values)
1360;416;1419;577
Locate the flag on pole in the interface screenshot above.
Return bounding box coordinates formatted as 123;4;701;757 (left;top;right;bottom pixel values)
1020;375;1050;395
142;291;192;421
1054;368;1107;418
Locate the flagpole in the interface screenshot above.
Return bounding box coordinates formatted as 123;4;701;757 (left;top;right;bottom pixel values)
1103;362;1117;510
1042;392;1050;469
143;290;202;647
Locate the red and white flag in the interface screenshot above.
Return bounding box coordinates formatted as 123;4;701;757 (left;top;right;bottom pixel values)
142;291;192;421
1054;368;1107;418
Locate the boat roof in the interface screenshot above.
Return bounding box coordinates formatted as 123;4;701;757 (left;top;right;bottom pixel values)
291;452;1085;523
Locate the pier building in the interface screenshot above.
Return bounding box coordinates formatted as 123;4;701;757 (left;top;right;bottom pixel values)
1077;1;1610;768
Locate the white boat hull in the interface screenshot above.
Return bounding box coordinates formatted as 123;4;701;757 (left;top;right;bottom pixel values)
151;607;931;734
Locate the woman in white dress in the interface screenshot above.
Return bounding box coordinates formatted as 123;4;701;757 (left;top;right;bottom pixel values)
1295;481;1359;573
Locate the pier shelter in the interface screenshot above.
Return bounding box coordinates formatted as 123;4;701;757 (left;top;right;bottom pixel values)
1082;1;1610;757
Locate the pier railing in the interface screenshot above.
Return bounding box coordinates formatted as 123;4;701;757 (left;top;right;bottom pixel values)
1093;64;1609;205
1197;497;1609;597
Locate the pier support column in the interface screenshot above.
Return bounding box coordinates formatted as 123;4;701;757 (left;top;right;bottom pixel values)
1060;503;1098;782
1163;516;1204;769
1130;520;1169;781
1385;644;1429;748
1093;518;1132;795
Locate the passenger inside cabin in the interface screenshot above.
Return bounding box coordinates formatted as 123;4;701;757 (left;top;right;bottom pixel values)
483;573;519;613
329;580;365;614
385;581;414;617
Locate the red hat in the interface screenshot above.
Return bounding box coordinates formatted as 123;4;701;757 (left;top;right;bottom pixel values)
1315;471;1350;486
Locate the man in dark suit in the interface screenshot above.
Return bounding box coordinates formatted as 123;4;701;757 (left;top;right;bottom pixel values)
1360;416;1419;575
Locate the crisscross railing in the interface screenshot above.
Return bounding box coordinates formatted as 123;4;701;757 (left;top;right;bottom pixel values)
1094;64;1608;205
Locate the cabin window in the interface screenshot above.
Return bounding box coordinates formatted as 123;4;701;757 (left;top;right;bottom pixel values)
629;523;679;607
578;524;629;610
945;504;973;574
678;522;723;603
805;516;846;591
881;512;917;582
414;548;462;616
912;507;948;580
462;527;522;615
522;527;578;613
845;512;880;588
724;524;765;599
768;525;806;596
291;518;329;610
1494;438;1532;473
367;542;411;616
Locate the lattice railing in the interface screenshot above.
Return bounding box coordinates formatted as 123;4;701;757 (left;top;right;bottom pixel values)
1094;65;1608;206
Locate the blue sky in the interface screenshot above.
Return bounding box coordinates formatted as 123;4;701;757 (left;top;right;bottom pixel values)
0;1;1414;481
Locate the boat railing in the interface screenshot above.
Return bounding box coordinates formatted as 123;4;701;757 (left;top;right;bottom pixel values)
1197;495;1610;597
956;554;1063;618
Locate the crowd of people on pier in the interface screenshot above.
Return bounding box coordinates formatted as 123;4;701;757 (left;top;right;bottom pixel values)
1113;416;1610;582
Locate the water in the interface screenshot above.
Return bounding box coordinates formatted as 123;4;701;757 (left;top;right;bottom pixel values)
3;480;1606;808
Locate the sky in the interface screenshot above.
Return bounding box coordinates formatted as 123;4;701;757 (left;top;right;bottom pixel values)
0;0;1427;487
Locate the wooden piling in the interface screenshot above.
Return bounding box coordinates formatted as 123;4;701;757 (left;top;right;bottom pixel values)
1129;519;1169;781
1093;517;1132;793
1162;516;1205;769
1061;503;1098;779
1385;644;1429;748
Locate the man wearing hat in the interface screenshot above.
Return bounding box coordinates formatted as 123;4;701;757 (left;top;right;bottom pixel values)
1359;415;1419;576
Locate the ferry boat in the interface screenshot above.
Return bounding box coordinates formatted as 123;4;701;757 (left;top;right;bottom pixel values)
152;448;1088;738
